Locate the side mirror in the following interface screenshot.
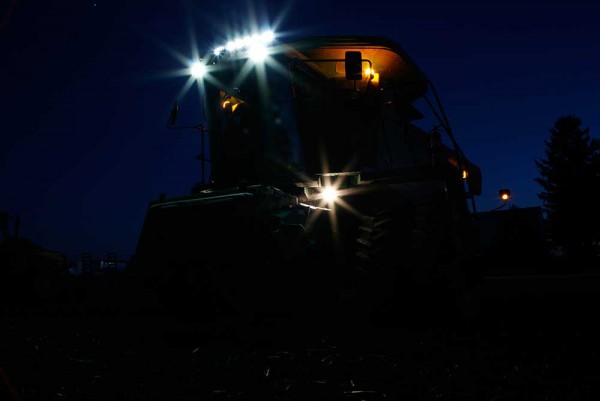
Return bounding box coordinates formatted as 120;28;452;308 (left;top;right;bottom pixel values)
168;100;179;126
345;51;363;80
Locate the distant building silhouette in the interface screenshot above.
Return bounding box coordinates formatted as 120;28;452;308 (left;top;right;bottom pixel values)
476;206;547;267
81;252;93;274
0;211;7;242
106;252;117;271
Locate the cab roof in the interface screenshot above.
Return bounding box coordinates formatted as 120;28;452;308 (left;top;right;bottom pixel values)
280;35;430;100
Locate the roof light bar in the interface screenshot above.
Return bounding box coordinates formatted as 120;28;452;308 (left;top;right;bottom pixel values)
213;29;276;57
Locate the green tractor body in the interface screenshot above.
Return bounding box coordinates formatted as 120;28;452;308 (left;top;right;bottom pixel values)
132;35;483;321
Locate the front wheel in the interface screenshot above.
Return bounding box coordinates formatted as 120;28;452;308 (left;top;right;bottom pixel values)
354;196;477;325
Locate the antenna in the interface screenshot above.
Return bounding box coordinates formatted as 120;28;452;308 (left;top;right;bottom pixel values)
165;100;210;186
168;100;179;126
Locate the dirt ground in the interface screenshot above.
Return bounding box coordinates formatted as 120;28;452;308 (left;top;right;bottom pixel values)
2;273;600;401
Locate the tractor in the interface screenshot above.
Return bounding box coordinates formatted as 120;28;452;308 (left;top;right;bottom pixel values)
130;34;483;324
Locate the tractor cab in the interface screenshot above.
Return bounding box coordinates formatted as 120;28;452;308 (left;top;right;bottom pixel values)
133;33;484;320
201;35;481;195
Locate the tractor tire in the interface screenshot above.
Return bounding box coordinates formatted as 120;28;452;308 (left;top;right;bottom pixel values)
354;196;477;326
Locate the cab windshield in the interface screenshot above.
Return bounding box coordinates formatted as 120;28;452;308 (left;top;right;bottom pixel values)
204;49;430;187
205;56;301;187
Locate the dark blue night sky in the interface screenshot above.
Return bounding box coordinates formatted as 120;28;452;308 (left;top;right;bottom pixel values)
1;0;599;261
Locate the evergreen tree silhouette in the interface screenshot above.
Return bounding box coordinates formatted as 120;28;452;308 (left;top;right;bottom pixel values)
535;115;600;260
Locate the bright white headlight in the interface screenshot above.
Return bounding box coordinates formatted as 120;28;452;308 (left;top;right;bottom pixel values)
322;187;338;203
190;61;206;78
215;29;275;61
248;43;269;62
260;30;275;43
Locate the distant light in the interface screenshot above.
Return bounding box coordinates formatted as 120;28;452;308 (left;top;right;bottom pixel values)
322;187;338;203
462;170;468;179
499;188;511;201
190;61;207;78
